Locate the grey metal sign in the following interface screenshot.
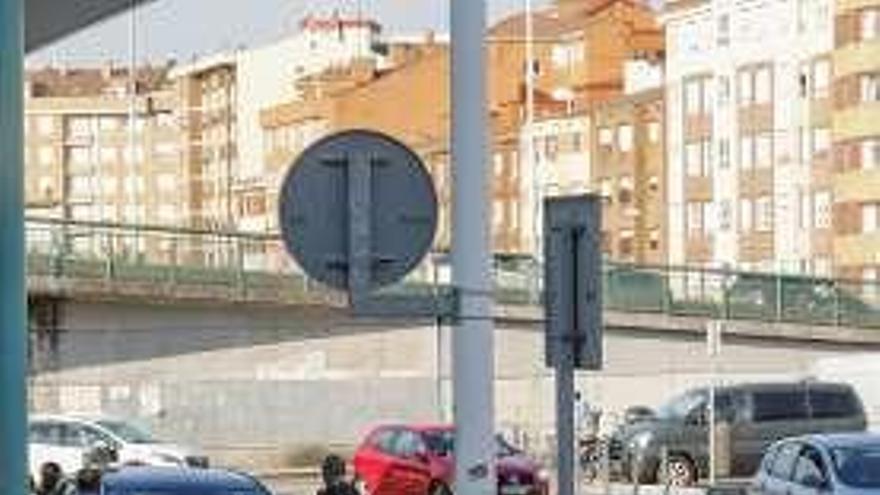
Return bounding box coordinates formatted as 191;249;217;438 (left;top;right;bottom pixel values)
278;129;438;293
544;195;603;370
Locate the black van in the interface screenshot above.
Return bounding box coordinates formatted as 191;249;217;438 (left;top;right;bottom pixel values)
612;381;866;485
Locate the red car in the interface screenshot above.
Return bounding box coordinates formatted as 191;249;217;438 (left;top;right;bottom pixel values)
353;424;549;495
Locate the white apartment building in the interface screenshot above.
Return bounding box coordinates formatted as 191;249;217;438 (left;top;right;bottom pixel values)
663;0;835;278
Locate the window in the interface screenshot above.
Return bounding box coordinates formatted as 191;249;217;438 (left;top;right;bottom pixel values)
546;136;559;160
154;142;178;158
862;9;879;41
370;428;397;454
770;442;802;479
102;177;117;194
598;127;613;147
719;200;732;230
648;122;661;143
756;196;773;232
755;67;772;104
718;75;731;104
392;429;425;458
812;128;830;156
69;176;92;197
738;70;753;105
123;146;145;163
701;138;713;175
717;14;730;46
158;204;177;223
863;202;880;233
753;390;808;422
740;135;754;170
864;268;879;299
860;73;880;102
793;446;827;487
814;191;832;229
67;117;92;137
741;198;754;232
756;133;773;168
686;142;702;177
156;174;176;192
719;138;730;168
812;59;830;99
618;125;633;152
685;80;702;115
800;190;811;229
571;132;583;152
809;389;860;419
863;139;880;170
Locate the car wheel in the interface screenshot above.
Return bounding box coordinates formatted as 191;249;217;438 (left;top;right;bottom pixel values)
657;454;697;487
428;481;452;495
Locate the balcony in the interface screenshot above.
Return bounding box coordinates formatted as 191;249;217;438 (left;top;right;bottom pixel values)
833;102;880;140
834;39;880;78
833;167;880;202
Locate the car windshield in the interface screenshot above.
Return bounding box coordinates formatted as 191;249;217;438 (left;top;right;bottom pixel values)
656;390;706;420
422;430;519;458
96;420;155;444
831;446;880;488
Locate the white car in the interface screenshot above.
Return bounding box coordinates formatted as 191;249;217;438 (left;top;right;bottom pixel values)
28;415;208;479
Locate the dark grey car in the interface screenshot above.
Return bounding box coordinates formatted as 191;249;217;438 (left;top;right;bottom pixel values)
612;382;866;485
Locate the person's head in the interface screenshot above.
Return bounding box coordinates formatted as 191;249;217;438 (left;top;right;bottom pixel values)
321;454;347;485
76;466;102;491
575;391;582;402
38;462;63;490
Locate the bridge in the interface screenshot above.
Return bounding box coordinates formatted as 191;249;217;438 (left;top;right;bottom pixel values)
26;217;880;341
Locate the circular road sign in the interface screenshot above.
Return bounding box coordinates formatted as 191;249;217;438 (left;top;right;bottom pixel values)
279;129;438;292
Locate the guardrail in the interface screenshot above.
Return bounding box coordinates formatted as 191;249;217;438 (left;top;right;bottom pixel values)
23;217;880;329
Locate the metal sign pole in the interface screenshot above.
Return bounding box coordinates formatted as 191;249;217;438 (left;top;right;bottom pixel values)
707;320;722;486
451;0;495;494
0;0;28;493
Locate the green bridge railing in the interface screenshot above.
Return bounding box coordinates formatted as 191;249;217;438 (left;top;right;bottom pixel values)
24;217;880;329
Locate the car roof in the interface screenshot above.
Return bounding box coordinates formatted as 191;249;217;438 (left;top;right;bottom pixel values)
800;433;880;449
371;423;452;433
102;466;262;491
722;381;853;394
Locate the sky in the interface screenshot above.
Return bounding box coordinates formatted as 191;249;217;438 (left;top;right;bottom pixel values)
27;0;552;66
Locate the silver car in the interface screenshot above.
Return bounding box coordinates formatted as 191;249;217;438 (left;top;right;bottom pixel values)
752;434;880;495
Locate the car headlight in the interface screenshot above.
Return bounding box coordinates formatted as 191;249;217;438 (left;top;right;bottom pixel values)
628;432;654;451
537;468;550;482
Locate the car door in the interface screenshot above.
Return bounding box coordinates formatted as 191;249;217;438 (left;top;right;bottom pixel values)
29;420;85;476
356;427;400;495
388;429;432;495
790;444;832;495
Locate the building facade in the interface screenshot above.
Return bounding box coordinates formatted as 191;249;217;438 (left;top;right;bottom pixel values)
663;0;835;281
832;0;880;285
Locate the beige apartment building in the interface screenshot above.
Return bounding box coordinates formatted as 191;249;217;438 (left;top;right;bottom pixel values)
832;0;880;286
24;65;182;263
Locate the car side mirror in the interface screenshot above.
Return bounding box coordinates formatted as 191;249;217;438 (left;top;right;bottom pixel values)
414;450;430;465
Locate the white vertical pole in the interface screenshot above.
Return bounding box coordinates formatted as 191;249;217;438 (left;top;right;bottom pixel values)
525;0;541;300
128;0;138;258
451;0;496;494
0;0;28;493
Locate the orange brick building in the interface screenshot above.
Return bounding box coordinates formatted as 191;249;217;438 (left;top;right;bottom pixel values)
260;0;663;255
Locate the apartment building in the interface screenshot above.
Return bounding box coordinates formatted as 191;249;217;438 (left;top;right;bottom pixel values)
663;0;835;280
592;87;666;265
832;1;880;285
24;65;181;262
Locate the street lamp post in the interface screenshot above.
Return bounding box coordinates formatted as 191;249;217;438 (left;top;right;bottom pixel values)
451;0;496;494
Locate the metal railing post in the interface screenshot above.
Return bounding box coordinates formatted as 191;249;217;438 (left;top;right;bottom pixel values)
774;272;783;321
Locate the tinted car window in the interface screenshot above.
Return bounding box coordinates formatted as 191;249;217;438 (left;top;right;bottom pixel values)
753;390;808;422
770;442;801;480
793;445;827;487
809;388;860;419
